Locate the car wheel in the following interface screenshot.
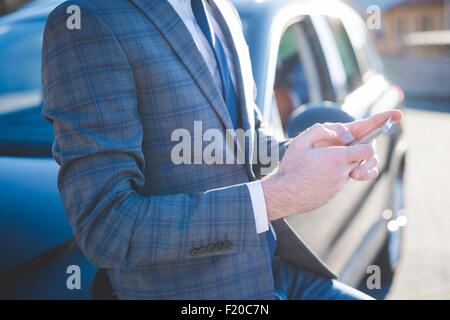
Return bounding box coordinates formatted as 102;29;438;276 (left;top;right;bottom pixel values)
357;155;406;299
376;155;407;283
373;236;396;283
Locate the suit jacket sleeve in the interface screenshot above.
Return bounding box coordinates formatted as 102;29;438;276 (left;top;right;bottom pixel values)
41;4;261;269
252;103;290;179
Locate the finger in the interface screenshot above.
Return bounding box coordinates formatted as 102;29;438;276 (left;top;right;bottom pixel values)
322;122;354;145
350;156;379;180
353;168;379;181
300;123;338;148
346;110;403;139
332;144;375;163
343;162;360;176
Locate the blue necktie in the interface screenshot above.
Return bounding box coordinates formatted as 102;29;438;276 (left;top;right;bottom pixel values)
191;0;238;129
191;0;276;258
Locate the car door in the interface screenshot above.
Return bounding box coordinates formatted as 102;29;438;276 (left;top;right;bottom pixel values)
292;13;402;280
264;11;393;278
263;16;356;263
314;15;381;276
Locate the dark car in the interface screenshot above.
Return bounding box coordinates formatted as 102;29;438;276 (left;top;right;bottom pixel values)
0;0;407;299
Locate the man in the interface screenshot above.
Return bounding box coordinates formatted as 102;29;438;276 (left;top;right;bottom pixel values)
42;0;402;300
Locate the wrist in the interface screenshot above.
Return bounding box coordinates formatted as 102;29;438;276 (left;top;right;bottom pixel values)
261;174;285;221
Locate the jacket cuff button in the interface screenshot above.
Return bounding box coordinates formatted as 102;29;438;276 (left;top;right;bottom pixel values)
223;240;233;250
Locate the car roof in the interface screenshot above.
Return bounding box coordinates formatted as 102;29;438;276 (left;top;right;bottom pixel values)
233;0;355;27
233;0;336;11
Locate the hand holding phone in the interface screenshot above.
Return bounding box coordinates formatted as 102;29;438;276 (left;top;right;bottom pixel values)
347;117;395;146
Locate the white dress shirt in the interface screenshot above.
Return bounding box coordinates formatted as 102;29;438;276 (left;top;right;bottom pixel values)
167;0;269;235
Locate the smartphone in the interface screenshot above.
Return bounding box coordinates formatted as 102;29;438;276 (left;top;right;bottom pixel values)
347;117;395;146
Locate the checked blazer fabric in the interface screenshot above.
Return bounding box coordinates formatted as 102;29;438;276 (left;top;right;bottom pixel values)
42;0;335;299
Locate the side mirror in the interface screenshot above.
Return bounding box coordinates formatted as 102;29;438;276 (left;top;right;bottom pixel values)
286;102;355;138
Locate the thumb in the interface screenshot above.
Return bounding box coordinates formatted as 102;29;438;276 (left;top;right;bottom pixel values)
301;123;338;147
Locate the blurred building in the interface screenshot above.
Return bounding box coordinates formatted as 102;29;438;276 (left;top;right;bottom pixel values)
0;0;30;16
346;0;450;100
375;0;450;55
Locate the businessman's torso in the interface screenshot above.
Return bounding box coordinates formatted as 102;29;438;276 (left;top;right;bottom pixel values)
48;0;274;299
87;0;257;195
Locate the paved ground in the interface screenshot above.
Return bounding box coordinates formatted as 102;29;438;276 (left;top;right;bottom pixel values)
386;101;450;299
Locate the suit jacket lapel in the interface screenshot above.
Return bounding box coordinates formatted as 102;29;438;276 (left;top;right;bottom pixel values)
209;0;257;176
129;0;235;131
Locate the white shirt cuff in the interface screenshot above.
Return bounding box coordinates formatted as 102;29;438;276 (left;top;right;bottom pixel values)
247;180;269;234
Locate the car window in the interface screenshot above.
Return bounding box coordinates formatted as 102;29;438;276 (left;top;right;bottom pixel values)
0;21;43;95
273;18;329;128
0;18;52;156
274;24;310;126
343;16;383;83
326;17;362;94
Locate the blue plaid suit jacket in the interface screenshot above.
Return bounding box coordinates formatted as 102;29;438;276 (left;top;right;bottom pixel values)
42;0;335;299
